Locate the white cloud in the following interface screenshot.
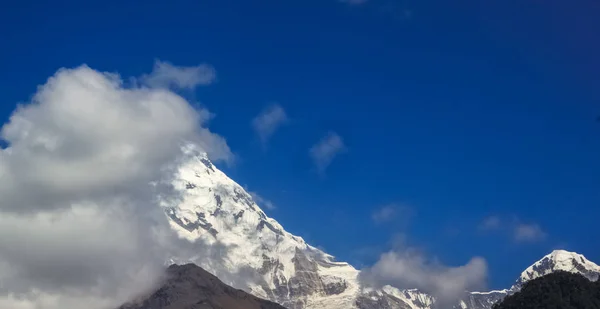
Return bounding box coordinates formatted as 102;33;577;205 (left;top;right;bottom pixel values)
479;216;502;231
249;191;276;210
140;59;216;90
0;65;232;214
514;223;546;243
251;104;288;147
309;131;346;174
0;64;232;309
478;216;546;243
360;245;487;307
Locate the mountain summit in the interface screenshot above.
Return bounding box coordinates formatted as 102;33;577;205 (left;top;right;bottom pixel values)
161;147;363;309
160;148;599;309
513;250;600;289
459;250;600;309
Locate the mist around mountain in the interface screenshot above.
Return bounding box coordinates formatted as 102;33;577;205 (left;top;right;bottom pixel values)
118;251;600;309
0;62;596;309
492;271;600;309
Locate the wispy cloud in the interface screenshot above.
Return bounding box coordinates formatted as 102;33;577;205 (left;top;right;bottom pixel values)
249;191;276;210
251;104;288;147
478;216;546;243
309;132;346;174
479;216;502;231
140;59;216;90
372;205;397;224
514;223;546;243
372;204;413;225
360;236;487;307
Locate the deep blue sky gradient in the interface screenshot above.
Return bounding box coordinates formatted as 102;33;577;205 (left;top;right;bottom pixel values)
1;0;599;289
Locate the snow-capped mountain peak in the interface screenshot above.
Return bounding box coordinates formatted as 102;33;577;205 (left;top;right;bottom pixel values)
162;148;362;309
513;249;600;289
161;148;600;309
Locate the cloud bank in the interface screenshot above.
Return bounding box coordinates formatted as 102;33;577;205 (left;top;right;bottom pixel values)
0;64;230;309
360;248;487;307
309;131;345;174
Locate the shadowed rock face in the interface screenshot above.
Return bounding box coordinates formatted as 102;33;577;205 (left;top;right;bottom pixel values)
118;264;286;309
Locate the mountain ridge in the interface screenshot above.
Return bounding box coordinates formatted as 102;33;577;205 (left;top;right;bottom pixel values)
160;147;600;309
119;263;286;309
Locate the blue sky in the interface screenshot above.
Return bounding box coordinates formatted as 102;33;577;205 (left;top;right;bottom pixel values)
1;0;599;290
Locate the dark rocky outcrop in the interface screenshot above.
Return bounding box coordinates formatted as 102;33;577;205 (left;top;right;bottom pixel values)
119;264;286;309
165;208;218;237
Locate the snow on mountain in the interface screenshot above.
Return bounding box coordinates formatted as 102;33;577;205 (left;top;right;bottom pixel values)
159;147;599;309
512;249;600;289
458;250;600;309
160;147;363;309
458;290;509;309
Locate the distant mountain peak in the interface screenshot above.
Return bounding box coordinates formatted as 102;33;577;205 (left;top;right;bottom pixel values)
161;150;362;309
513;250;600;289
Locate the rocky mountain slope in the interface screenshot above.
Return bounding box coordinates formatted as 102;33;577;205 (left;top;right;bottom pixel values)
119;263;286;309
160;146;600;309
